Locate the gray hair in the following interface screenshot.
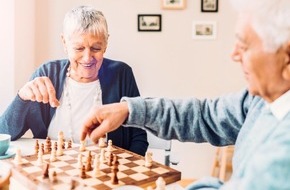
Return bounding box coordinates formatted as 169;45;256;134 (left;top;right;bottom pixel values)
231;0;290;52
63;6;109;45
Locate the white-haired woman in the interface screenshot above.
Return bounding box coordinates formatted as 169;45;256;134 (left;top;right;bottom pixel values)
0;6;148;156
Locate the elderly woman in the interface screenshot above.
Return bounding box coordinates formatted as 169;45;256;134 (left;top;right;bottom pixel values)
0;6;148;156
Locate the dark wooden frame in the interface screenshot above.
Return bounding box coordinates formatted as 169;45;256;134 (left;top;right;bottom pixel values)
201;0;218;12
138;14;162;32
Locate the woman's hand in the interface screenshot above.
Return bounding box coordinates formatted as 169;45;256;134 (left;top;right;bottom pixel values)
18;76;60;107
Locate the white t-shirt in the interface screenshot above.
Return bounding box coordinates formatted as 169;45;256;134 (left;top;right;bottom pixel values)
48;77;102;144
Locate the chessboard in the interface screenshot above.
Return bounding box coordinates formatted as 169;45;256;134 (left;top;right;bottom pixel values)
4;139;181;190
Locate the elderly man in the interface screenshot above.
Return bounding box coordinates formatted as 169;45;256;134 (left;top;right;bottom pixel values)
80;0;290;189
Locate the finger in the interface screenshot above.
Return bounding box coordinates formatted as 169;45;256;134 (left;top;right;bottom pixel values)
29;81;43;102
43;78;60;107
36;78;50;104
80;115;99;141
89;120;111;143
23;85;36;101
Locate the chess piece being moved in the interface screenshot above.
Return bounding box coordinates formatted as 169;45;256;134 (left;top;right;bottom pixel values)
145;151;153;167
79;140;86;152
98;137;106;148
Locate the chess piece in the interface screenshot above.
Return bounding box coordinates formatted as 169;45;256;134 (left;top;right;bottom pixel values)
80;165;86;179
45;137;51;153
42;163;49;179
50;145;57;162
50;170;57;183
79;140;86;152
100;149;106;163
57;139;63;156
98;137;106;148
93;154;101;177
37;146;44;166
35;139;39;155
13;148;22;165
41;143;45;154
107;152;113;166
85;153;92;171
111;155;119;185
145;151;153;167
77;154;83;169
106;139;113;152
67;139;72;149
155;177;166;190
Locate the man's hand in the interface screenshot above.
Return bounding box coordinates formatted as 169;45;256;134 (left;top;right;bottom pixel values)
18;76;60;107
80;102;129;143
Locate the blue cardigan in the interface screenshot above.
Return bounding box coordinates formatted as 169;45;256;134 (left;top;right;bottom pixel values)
0;58;148;156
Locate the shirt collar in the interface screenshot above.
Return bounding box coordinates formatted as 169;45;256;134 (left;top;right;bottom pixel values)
268;90;290;120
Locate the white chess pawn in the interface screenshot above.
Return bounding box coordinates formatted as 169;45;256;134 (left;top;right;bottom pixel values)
50;146;57;162
145;151;153;167
57;140;63;156
37;147;44;166
93;154;101;177
106;139;113;152
13;148;22;165
155;177;166;190
100;149;106;163
98;137;106;148
77;154;83;169
79;140;86;152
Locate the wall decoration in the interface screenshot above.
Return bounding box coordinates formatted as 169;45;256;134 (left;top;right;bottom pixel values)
192;21;217;40
201;0;218;12
161;0;186;10
138;14;162;32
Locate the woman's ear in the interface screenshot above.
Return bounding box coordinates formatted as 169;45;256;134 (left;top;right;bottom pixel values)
61;34;68;54
282;41;290;80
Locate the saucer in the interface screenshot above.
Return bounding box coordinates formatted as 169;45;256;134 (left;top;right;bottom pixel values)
0;145;16;160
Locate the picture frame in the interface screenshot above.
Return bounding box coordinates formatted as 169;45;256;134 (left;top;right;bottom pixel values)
161;0;186;10
192;21;217;40
201;0;218;12
138;14;162;32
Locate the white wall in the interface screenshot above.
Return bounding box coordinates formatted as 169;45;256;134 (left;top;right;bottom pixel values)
0;0;35;113
1;0;246;179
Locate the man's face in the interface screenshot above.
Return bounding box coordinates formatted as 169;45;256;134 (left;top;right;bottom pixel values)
231;14;290;102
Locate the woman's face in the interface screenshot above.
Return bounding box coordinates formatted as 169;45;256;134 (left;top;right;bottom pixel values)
62;32;107;83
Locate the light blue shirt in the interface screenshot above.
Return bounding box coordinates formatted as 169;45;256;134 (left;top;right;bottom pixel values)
122;89;290;189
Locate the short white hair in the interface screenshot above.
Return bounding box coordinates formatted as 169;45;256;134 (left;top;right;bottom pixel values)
63;6;109;45
231;0;290;52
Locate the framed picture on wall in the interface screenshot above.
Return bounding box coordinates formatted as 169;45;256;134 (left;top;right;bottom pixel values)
161;0;186;10
192;21;217;40
138;14;162;32
201;0;218;12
